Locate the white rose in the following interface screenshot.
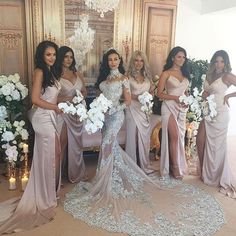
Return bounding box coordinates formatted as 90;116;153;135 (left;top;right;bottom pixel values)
6;95;12;101
2;131;15;142
20;129;29;140
0;105;7;121
19;120;25;126
0;75;8;86
11;89;21;101
12;73;20;83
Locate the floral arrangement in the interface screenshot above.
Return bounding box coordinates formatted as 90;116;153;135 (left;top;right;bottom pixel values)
179;87;217;122
58;93;112;134
138;91;153;121
85;94;112;134
58;90;88;120
0;73;29;166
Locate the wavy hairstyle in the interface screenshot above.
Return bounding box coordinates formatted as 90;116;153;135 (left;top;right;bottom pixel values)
95;48;125;88
55;46;77;78
34;40;59;90
163;46;190;79
126;50;152;80
206;50;232;83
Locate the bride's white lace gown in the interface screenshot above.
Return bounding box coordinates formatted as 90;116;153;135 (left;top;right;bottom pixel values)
64;78;225;236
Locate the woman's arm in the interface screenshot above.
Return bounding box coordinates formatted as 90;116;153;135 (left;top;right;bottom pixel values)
57;95;73;103
223;73;236;106
31;69;62;113
77;71;87;98
123;78;131;106
156;71;179;102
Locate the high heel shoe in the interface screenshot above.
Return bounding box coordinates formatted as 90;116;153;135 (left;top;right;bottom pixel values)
171;165;183;180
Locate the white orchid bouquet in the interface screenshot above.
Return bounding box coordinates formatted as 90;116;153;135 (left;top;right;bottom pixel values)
58;93;112;134
138;91;154;121
58;89;88;121
0;74;29;165
179;87;217;122
85;94;112;134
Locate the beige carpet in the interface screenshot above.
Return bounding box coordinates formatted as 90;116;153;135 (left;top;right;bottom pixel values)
0;137;236;236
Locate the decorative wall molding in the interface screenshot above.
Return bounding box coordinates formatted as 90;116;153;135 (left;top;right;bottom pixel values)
0;32;22;49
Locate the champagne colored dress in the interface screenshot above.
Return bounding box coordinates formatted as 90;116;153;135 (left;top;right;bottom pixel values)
202;77;236;198
0;84;61;234
160;75;189;176
58;77;86;183
64;78;225;236
125;76;153;173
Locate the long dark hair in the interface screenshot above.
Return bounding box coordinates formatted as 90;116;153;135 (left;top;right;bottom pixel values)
207;50;232;83
95;48;125;88
163;46;190;79
35;40;59;90
55;46;77;77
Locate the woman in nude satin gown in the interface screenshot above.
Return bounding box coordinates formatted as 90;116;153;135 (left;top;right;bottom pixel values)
56;46;87;183
0;41;62;234
157;46;190;179
197;50;236;198
125;50;154;174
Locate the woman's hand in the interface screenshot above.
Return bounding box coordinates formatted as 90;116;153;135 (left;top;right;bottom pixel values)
131;94;138;101
174;96;180;103
54;105;63;114
223;94;230;107
202;91;209;100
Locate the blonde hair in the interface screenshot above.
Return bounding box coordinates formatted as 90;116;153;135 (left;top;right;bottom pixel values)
127;50;152;80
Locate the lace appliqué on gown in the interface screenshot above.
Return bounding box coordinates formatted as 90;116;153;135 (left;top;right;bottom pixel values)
64;79;225;236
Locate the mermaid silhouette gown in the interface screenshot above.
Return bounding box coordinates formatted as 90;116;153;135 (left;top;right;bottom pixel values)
125;76;153;173
202;77;236;198
160;75;189;176
58;77;86;183
64;77;225;236
0;84;61;234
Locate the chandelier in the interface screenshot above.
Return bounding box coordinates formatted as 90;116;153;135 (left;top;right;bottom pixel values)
84;0;120;18
68;14;95;66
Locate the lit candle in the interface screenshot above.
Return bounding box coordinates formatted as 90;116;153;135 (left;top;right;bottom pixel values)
23;143;28;153
21;175;28;191
9;177;16;190
187;127;192;139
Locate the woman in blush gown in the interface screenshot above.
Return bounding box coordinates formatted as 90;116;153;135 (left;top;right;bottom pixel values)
197;50;236;198
125;50;154;174
63;48;225;236
0;41;62;234
56;46;87;183
157;46;189;179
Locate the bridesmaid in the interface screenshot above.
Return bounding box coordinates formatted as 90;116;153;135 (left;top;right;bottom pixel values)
157;46;190;179
125;50;154;174
196;50;236;198
0;40;62;234
56;46;87;183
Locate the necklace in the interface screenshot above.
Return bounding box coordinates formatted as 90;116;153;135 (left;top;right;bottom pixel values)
108;68;121;80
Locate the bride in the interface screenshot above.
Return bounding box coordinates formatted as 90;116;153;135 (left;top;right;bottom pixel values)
64;48;225;236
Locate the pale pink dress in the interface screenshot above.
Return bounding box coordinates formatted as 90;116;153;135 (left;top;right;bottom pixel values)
202;77;236;198
160;75;189;176
58;77;86;183
0;84;61;234
125;76;153;173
